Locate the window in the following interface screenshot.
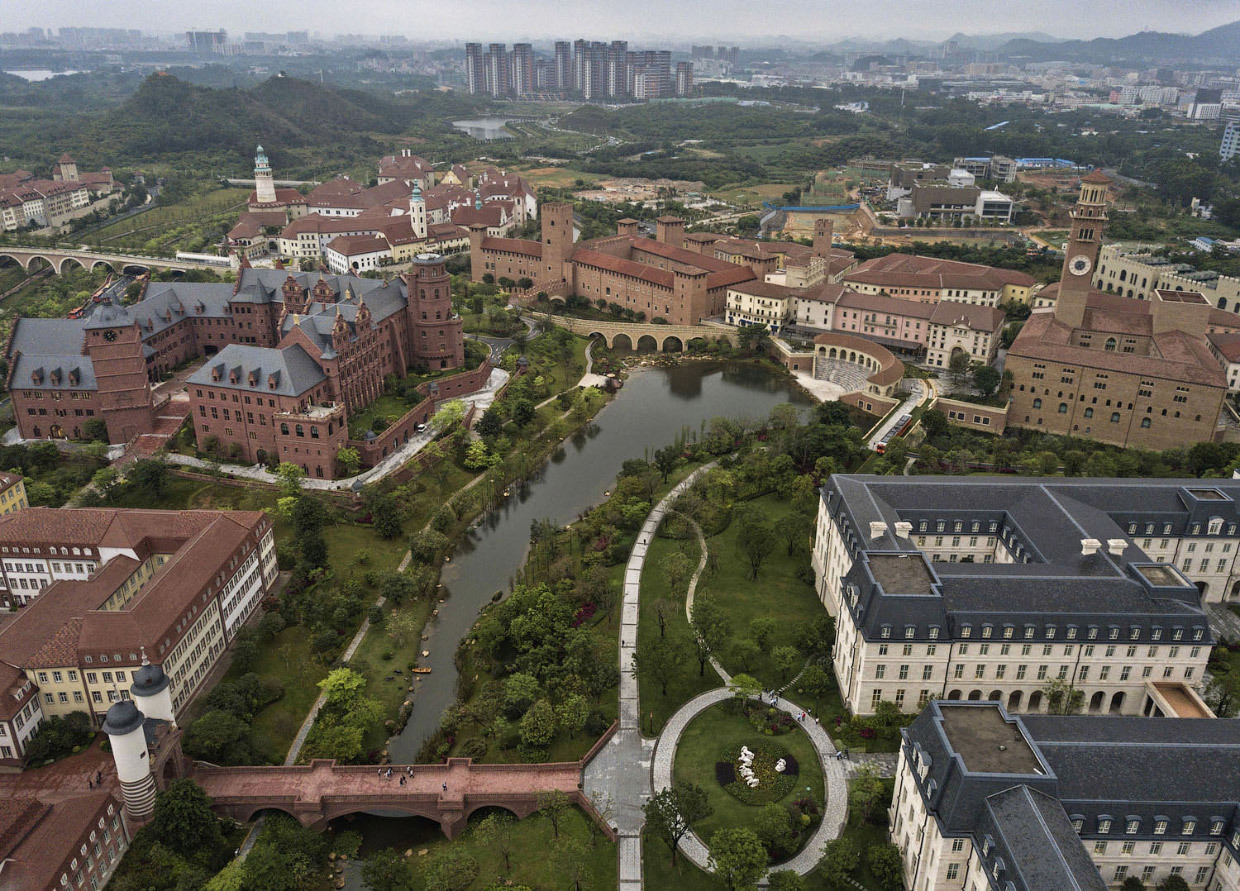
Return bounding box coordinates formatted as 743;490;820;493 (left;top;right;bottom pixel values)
951;839;965;853
946;864;959;880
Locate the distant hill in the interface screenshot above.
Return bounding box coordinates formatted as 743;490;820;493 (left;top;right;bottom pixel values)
55;74;478;162
1000;20;1240;63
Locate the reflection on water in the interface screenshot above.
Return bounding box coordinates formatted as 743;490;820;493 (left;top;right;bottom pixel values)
451;116;519;139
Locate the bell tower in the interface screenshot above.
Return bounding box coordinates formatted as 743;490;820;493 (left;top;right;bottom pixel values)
1054;169;1111;329
410;183;428;240
254;144;277;205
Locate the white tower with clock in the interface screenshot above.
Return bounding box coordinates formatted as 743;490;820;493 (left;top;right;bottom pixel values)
1054;169;1112;329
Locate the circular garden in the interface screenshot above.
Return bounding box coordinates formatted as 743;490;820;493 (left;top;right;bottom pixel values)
673;700;825;863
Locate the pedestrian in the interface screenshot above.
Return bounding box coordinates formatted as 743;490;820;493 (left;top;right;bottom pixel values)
399;776;406;786
442;782;448;792
377;768;383;777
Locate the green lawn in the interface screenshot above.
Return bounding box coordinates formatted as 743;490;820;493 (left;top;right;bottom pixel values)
347;393;412;439
638;531;718;734
349;595;435;755
706;495;824;689
85;187;251;254
226;624;327;763
672;701;825;864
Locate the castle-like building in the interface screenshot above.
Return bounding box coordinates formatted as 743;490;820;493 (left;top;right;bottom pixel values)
1006;172;1232;450
470;205;791;324
5;257;466;478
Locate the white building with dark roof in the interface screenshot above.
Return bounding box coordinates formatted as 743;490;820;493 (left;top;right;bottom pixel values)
893;700;1240;891
814;475;1227;718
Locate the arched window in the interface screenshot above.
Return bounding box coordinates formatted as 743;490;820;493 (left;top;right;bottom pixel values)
1032;398;1042;409
310;427;320;439
1084;408;1093;418
1140;418;1151;428
1058;403;1068;414
1105;337;1117;351
295;424;305;437
280;423;289;435
1110;412;1120;423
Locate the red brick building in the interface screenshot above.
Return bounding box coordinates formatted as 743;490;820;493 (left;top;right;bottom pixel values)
469;203;757;324
5;258;464;471
185;254;464;476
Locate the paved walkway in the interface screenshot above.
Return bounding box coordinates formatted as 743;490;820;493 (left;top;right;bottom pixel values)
584;466;713;891
1206;602;1240;642
584;462;845;887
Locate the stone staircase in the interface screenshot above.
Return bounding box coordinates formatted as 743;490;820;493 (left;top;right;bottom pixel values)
128;398;190;459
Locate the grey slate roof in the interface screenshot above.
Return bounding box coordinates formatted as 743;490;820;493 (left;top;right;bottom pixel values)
904;702;1240;891
981;785;1106;891
186;343;326;397
824;476;1216;644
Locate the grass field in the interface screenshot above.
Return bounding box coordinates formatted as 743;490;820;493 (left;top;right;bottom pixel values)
707;182;796;207
672;701;825;863
638;531;718;734
517;165;600;189
85;187;250;254
707;495;822;690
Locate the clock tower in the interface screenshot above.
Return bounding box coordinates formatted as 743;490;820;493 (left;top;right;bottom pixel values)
1054;169;1112;329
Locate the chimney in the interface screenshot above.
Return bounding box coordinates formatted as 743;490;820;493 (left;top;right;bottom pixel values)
1107;538;1127;557
869;521;889;540
894;521;913;539
1080;538;1101;556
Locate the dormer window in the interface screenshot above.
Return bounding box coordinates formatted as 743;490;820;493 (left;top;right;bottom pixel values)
1183;819;1197;835
1071;815;1084;832
1154;818;1168;835
960;624;972;638
880;625;891;639
1098;818;1112;834
1126;818;1140;834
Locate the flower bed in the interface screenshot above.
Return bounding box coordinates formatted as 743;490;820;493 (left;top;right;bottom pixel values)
744;701;795;735
715;741;798;805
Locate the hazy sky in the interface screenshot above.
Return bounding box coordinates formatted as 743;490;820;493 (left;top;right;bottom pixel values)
5;0;1240;43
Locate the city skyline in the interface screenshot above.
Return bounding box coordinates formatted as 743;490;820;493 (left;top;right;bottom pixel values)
4;0;1240;43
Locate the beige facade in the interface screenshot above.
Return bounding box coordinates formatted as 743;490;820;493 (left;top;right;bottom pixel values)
1095;243;1240;313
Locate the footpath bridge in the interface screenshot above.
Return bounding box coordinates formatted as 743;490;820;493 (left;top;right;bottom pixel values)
0;245;225;276
190;756;601;839
536;313;739;352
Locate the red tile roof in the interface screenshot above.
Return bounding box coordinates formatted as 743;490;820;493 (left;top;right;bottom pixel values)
480;236;542;258
326;234;390;256
845;253;1034;292
929;301;1006;333
571;249;675;288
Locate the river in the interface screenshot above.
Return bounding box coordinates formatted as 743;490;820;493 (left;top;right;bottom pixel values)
335;360;813;884
451;116;521;140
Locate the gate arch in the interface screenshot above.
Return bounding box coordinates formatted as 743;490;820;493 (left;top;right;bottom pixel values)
661;335;684;353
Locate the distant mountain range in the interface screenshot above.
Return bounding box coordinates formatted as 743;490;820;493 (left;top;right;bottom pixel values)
997;19;1240;64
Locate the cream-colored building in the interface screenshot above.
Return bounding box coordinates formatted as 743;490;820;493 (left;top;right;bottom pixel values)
725;280;798;333
892;701;1240;891
1095;243;1240;312
814;476;1221;718
0;473;28;517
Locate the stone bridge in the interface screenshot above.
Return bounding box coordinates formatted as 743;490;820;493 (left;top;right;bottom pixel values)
0;246;225;276
536;313;739;352
190;757;601;839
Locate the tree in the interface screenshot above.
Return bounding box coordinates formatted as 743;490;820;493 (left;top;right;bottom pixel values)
798;664;833;713
729;639;761;672
182;709;254;765
632;633;688;696
82;417;109;443
971;364;1002;398
848;763;888;825
947;351;971;390
772;645;800;681
1204;669;1240;718
1042;677;1084;715
151;779;225;862
274;462;305;497
729;673;762;712
749;617;777;650
300;529;328;568
768;871;808;891
464;439;492;470
553;836;592;891
735;505;775;580
795;615;835;659
754;802;795;856
661;550;694;596
502;672;541;718
512;398;536;427
773;514;804;557
409;528;450;563
867;843;904;891
128;458;168;497
519;699;557;754
537;789;571;838
653;445;679;482
819;836;860;887
556;693;590;738
653;597;676;638
361;849;415;891
643;783;712;865
336;446;362;477
690;592;731;676
422;848;479;891
371;494;403;539
92;466;122;501
1120;879;1147;891
709;827;767;891
475;811;516;872
431;399;466;433
476;406;503;437
318;667;365;707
